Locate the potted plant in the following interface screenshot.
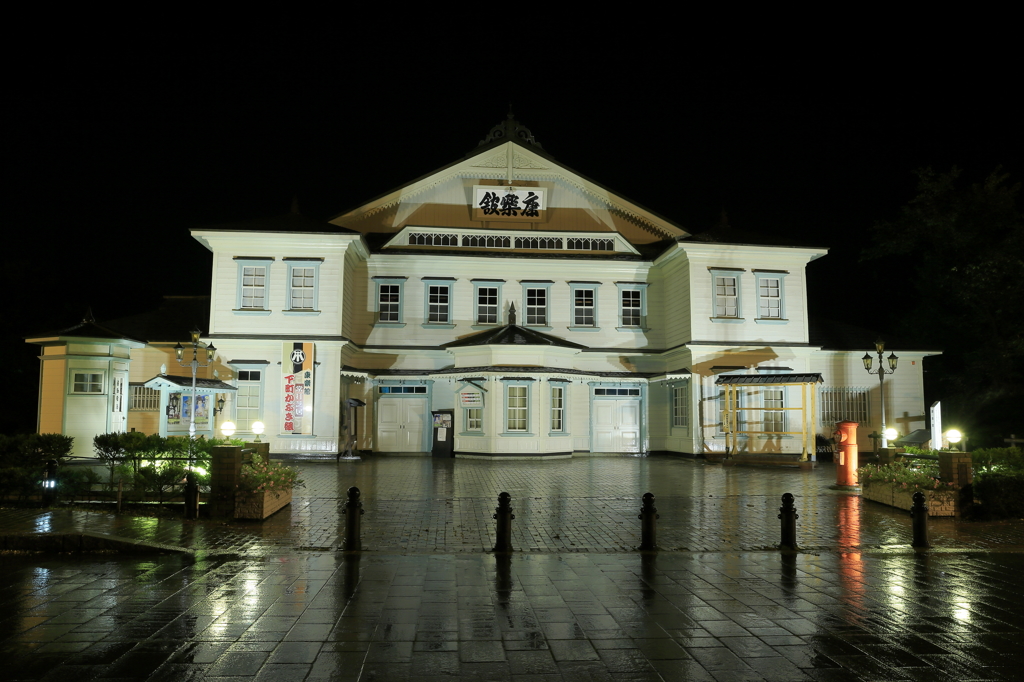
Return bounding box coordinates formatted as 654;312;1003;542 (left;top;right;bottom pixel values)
235;451;304;519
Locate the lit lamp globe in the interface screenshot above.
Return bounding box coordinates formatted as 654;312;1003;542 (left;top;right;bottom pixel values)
883;428;899;443
946;429;962;451
252;421;265;443
221;421;236;438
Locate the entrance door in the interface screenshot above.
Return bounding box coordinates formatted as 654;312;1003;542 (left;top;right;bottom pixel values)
593;399;641;453
377;397;427;452
111;373;127;432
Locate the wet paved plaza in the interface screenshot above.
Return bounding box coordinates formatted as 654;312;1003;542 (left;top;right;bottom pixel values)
4;455;1024;680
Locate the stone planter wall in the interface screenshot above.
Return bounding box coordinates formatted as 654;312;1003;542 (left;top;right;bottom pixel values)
861;482;956;516
234;488;293;520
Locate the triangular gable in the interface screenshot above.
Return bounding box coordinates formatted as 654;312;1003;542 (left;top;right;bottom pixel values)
329;125;689;246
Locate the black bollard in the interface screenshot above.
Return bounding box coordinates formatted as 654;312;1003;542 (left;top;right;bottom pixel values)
184;471;200;520
778;493;799;550
492;492;515;552
911;491;930;549
342;486;364;551
638;492;659;550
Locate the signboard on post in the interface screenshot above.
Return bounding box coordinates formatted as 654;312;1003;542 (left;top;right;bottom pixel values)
930;401;942;450
282;343;315;435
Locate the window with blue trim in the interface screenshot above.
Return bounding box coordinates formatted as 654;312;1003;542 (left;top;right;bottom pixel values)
234;257;274;312
285;259;322;313
422;277;456;327
710;268;745;323
501;379;533;434
569;282;600;331
550;384;565;433
615;282;649;331
473;280;504;325
754;271;788;323
373;277;407;326
521;281;553;327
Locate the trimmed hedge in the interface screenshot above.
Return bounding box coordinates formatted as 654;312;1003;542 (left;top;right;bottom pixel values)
973;472;1024;519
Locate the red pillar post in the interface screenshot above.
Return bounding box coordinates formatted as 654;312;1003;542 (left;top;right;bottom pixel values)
835;421;860;487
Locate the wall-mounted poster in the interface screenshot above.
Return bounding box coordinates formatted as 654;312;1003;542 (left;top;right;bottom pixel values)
167;392;182;425
282;342;315;434
181;395;209;426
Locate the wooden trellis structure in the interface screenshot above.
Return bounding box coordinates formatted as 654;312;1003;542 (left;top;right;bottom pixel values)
715;373;823;461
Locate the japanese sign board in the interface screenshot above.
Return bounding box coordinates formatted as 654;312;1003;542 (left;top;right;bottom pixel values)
459;390;484;408
472;186;547;223
282;342;315;435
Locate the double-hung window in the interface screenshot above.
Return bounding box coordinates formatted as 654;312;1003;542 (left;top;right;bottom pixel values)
473;279;504;325
672;380;690;428
568;282;600;331
763;388;785;433
521;281;553;327
373;276;407;326
710;268;744;323
235;257;274;313
615;282;649;331
284;258;322;314
502;379;533;434
422;277;456;328
550;384;565;433
753;270;788;323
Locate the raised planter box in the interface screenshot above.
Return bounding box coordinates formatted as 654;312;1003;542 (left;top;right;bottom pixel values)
234;488;292;520
861;482;956;516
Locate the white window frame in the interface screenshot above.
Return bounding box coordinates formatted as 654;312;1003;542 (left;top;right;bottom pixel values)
672;381;690;428
466;407;483;432
284;258;322;314
521;281;553;328
615;282;649;331
473;280;504;326
549;384;566;434
568;281;601;332
502;380;533;435
763;387;786;433
129;384;160;411
234;257;274;314
373;276;407;326
754;270;788;324
70;370;104;394
233;366;266;433
710;268;744;323
422;277;456;328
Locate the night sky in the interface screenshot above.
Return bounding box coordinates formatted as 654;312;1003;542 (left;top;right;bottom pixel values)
6;38;1021;434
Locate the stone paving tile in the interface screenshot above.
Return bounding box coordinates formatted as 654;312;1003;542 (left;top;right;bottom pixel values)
6;457;1024;556
3;551;1022;680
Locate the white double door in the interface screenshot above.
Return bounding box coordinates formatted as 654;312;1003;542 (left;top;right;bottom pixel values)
593;399;641;453
377;397;427;452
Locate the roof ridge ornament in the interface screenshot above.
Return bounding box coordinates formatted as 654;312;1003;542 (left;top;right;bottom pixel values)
478;113;543;150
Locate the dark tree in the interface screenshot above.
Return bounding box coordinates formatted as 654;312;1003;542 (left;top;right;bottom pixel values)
864;167;1023;446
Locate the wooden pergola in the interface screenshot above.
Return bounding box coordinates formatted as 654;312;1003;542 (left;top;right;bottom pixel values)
715;373;823;461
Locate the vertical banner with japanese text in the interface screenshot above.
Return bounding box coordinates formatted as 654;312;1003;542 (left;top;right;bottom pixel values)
282;342;315;435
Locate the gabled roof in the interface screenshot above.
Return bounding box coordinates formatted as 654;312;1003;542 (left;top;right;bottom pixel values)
25;315;145;345
329;116;689;242
441;324;587;350
142;375;237;391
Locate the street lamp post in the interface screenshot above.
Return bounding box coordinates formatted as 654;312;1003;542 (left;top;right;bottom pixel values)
174;328;217;446
862;337;899;449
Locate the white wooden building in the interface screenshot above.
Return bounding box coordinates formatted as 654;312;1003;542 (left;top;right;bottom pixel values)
28;117;939;460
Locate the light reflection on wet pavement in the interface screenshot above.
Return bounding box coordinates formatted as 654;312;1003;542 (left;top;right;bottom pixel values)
3;456;1024;680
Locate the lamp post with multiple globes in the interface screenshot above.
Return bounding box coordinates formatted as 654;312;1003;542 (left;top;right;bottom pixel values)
862;338;899;449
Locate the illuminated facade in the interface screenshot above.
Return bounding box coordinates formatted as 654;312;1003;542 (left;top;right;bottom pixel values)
28;117;938;459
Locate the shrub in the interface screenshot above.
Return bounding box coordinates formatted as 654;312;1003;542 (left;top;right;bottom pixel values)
972;447;1024;473
857;462;957;495
239;452;304;494
973;471;1024;518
